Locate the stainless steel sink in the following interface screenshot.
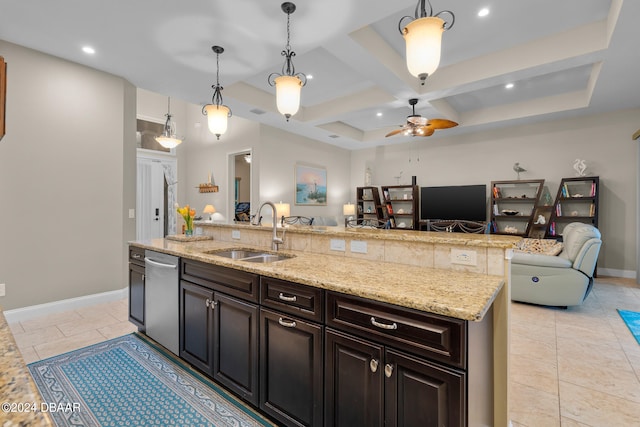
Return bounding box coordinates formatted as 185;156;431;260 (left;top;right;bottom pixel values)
241;253;294;263
203;248;294;263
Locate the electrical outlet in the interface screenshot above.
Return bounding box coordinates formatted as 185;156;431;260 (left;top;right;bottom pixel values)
330;239;346;252
128;209;135;219
231;230;241;240
350;240;368;254
451;249;477;266
0;283;5;297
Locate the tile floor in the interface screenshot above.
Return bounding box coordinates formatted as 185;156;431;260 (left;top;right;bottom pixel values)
8;277;640;426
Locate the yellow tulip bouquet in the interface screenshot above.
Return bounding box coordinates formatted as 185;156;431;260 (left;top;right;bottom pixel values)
176;204;196;235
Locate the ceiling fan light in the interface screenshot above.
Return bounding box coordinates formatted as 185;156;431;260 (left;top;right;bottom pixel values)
403;16;445;81
205;104;230;138
275;75;303;120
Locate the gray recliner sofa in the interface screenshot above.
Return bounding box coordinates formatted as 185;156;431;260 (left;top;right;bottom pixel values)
511;222;602;307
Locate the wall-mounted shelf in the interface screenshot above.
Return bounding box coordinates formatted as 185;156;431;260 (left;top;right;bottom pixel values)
547;176;599;237
356;186;386;225
490;179;545;237
381;185;419;230
197;184;219;193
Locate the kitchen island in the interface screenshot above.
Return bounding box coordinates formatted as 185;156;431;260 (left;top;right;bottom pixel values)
131;223;519;426
0;309;54;427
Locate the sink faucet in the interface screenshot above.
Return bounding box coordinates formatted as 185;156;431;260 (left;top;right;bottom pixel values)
253;201;285;251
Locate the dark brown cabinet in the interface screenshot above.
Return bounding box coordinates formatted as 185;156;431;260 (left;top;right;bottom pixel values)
259;277;325;427
128;246;145;330
179;280;214;373
179;260;260;406
325;329;383;427
213;292;259;406
385;349;465;427
325;292;466;427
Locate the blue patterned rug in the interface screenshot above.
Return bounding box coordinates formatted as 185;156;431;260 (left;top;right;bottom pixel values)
28;333;273;427
618;309;640;345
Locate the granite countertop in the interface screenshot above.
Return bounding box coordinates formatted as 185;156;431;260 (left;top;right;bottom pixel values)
133;238;506;322
195;221;519;249
0;310;54;426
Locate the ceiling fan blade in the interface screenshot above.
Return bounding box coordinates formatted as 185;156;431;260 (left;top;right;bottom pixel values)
385;128;405;137
426;119;459;129
416;127;435;137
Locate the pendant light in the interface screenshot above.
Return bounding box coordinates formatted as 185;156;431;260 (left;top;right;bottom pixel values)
398;0;455;85
268;2;307;121
202;45;232;140
155;97;183;149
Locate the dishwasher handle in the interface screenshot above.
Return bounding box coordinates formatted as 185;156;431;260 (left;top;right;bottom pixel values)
145;257;178;269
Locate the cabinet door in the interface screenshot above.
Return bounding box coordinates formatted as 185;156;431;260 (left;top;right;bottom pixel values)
384;349;466;427
213;293;259;406
260;308;323;427
179;281;214;374
325;329;383;427
128;264;145;330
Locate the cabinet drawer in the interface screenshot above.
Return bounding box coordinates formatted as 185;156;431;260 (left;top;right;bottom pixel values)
129;245;145;267
181;259;259;303
326;292;466;369
260;277;324;323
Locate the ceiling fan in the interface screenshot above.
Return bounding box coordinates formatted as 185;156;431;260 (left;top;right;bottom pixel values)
385;98;458;137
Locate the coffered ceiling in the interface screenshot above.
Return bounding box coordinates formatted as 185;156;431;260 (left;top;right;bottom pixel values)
1;0;638;149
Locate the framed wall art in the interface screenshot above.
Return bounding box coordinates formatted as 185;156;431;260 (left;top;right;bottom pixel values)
295;164;327;205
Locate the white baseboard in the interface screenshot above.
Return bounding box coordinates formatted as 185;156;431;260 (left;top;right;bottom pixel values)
4;287;128;324
597;268;637;279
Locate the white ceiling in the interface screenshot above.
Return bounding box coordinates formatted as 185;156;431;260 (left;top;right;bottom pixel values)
1;0;638;150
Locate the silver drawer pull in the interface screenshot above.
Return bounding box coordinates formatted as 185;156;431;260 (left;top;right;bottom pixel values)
370;359;379;373
370;316;398;330
278;293;297;302
278;318;297;328
132;253;142;259
205;298;210;308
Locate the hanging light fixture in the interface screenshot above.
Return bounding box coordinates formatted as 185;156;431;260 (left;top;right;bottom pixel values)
398;0;455;86
268;2;307;121
202;45;232;140
155;97;183;149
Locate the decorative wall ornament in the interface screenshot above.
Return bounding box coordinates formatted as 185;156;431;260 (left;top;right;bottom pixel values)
573;159;587;176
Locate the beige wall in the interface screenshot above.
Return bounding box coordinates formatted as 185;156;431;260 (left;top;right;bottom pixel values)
350;109;639;275
0;41;137;310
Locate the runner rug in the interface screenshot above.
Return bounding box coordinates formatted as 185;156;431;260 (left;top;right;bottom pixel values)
28;333;272;427
617;309;640;345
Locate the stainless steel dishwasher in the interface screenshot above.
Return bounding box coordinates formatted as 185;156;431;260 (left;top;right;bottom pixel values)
144;250;179;355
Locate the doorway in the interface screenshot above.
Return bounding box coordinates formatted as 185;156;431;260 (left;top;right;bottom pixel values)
136;156;177;240
229;150;252;222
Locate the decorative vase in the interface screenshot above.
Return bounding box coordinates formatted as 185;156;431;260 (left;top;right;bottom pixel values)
185;229;193;237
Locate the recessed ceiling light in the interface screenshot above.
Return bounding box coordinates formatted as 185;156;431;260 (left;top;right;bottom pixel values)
82;46;95;55
505;83;514;89
376;112;383;117
307;74;314;80
478;8;490;17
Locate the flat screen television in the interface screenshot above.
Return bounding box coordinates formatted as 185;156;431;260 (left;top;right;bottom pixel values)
420;184;487;221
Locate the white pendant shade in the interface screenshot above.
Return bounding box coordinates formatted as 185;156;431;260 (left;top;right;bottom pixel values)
403;16;445;80
205;104;230;137
275;75;302;119
155;135;182;149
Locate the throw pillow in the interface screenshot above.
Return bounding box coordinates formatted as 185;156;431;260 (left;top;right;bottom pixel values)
515;238;564;256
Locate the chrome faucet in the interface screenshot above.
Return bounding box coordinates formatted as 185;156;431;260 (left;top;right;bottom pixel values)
253;201;285;251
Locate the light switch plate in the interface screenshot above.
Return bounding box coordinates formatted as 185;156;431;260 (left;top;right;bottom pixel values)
330;239;346;251
350;240;368;254
232;230;241;240
0;283;5;297
451;248;477;266
128;209;135;219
